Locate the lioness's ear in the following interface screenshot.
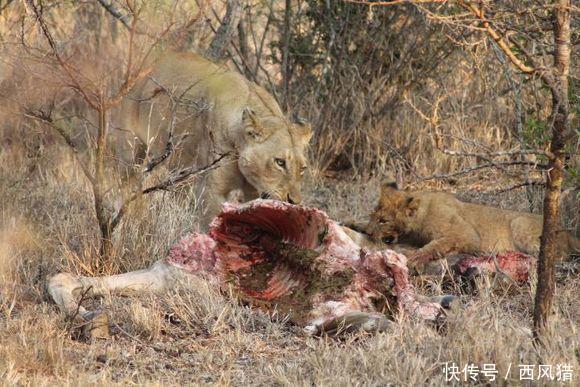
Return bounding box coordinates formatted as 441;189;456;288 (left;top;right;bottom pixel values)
291;114;313;144
242;107;270;142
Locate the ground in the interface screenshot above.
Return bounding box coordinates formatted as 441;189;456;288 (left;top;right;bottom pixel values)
0;144;578;385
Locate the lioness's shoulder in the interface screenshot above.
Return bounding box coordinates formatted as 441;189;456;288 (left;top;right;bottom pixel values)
154;51;224;74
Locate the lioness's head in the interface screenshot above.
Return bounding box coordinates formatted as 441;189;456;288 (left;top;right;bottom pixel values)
366;181;419;244
238;108;312;204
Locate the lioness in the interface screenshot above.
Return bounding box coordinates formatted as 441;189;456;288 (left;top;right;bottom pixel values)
367;182;580;265
123;52;312;227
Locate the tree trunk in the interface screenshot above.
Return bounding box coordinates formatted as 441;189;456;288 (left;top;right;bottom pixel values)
237;16;253;79
206;0;242;62
533;0;571;342
93;103;114;269
281;0;292;109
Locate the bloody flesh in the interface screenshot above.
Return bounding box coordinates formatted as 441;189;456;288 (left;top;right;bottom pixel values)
166;200;443;328
454;251;535;283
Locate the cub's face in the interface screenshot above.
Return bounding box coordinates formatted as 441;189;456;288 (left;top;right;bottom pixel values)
238;110;311;204
366;183;418;244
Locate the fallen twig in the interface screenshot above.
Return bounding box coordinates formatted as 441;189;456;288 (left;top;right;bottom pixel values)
419;161;548;181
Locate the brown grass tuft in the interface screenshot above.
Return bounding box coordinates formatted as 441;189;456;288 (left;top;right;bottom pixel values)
0;139;578;384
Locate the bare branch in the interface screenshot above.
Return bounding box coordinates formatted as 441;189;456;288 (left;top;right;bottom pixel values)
23;110;96;185
457;1;535;74
0;0;15;14
138;75;212;173
349;0;560;86
482;180;545;194
403;90;550;178
345;0;448;5
254;1;274;79
145;152;232;193
96;0;130;29
438;148;548;158
110;152;232;230
419;160;548;181
25;0;100;110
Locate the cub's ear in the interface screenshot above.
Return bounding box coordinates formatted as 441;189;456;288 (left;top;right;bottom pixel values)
380;180;399;195
380;170;399;192
403;196;420;217
242;107;271;142
291;114;313;144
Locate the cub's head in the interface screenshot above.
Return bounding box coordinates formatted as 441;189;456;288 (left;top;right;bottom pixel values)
366;181;419;244
237;108;312;204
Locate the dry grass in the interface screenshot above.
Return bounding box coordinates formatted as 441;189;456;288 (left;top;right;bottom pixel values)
0;2;578;384
1;135;578;386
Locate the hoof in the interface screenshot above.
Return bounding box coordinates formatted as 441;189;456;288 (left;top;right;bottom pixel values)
417;260;445;276
463;266;483;279
81;311;110;340
303;325;319;336
315;313;393;335
430;295;460;311
360;315;392;333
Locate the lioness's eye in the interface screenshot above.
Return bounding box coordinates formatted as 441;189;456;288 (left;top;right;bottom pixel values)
379;218;388;224
274;158;286;168
300;166;307;175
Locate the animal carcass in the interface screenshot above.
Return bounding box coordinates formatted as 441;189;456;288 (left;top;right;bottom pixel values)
48;200;454;336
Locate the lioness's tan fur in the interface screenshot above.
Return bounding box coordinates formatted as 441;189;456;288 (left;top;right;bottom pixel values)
122;52;312;226
367;183;580;264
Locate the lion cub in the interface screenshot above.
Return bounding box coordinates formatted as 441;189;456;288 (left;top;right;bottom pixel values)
366;182;579;265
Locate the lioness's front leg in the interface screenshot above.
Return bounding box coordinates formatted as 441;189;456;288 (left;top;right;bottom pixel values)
199;163;247;229
200;192;228;229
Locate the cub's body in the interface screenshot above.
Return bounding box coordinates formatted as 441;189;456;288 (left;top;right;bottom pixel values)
367;185;579;263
